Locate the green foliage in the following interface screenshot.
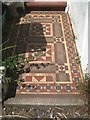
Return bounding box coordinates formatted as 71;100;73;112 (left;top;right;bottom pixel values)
2;44;45;85
76;57;81;64
76;52;81;64
6;77;12;83
2;55;19;71
18;54;25;60
71;24;77;42
2;53;39;82
79;73;90;103
25;58;30;63
0;45;16;52
0;39;16;52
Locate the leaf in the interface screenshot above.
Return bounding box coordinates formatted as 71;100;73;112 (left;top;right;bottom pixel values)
25;58;30;63
1;45;16;52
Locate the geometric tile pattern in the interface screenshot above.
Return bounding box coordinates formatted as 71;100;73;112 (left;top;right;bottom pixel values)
16;83;80;94
55;64;68;72
22;73;56;83
61;13;82;82
53;37;64;44
25;43;55;63
30;23;53;37
14;12;83;94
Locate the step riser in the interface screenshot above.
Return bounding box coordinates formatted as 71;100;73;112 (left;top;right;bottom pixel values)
24;2;67;11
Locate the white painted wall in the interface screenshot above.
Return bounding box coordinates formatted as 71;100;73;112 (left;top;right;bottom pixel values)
67;0;88;73
88;2;90;73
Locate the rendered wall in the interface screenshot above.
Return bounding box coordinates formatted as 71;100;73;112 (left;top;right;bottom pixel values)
88;2;90;73
67;0;88;73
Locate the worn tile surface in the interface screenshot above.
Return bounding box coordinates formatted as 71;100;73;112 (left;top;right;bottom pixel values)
10;12;83;94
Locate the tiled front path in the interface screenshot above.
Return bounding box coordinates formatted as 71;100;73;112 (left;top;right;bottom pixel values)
13;11;83;95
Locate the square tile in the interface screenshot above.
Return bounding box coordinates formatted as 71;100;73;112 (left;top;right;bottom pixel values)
26;76;32;82
72;63;76;66
56;86;61;90
65;66;68;70
71;57;74;60
66;86;71;90
74;77;79;81
25;85;31;90
73;70;78;73
56;72;70;82
46;86;51;90
76;86;80;90
16;86;20;90
36;86;41;90
69;46;72;48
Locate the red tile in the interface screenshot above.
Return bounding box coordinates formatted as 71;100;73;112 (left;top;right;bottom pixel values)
26;76;32;82
46;57;51;61
34;76;44;81
46;76;53;82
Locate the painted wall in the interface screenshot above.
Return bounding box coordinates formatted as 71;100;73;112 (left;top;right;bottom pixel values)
88;2;90;73
67;0;88;73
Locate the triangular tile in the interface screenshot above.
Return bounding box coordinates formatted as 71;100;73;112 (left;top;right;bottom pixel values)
34;76;44;81
46;27;50;32
47;50;51;55
38;57;45;61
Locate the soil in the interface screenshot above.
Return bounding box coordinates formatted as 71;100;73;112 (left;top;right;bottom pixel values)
2;104;89;119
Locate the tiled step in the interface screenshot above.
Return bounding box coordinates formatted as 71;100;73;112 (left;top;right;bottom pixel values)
24;2;67;11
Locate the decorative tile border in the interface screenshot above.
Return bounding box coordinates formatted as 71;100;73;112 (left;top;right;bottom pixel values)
61;13;83;83
16;83;80;94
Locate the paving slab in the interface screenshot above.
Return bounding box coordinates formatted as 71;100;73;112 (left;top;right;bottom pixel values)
5;94;84;106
